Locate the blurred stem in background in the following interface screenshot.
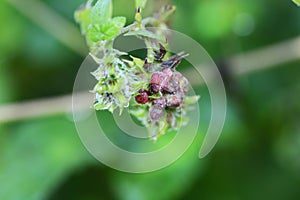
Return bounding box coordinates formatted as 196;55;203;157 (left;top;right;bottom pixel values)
1;35;300;122
4;0;88;56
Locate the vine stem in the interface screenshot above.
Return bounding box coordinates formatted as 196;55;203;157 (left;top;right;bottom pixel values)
120;22;138;34
120;17;157;35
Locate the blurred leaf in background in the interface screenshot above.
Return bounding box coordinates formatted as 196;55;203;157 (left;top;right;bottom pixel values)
0;116;95;200
193;0;258;40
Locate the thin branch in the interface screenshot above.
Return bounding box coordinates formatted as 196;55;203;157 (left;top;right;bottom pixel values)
229;37;300;75
0;93;90;123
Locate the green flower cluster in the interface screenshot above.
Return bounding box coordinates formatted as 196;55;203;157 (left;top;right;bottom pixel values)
90;50;141;114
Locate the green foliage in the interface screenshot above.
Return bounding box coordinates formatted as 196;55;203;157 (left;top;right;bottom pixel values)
0;1;26;56
0;61;13;103
103;17;126;39
0;116;94;199
74;8;92;34
87;16;126;42
293;0;300;6
194;1;239;39
75;0;125;48
92;0;112;23
192;0;260;40
111;136;206;200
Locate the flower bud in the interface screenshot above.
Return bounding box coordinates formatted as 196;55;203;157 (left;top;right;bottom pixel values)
166;94;182;108
149;105;164;121
168;72;188;95
149;71;171;94
153;97;166;108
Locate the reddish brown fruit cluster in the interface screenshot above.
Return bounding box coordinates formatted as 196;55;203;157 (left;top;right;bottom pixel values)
149;68;187;96
135;47;189;122
166;94;182;108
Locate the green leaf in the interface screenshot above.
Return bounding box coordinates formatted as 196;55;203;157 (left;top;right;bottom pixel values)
110;16;126;29
92;0;112;24
0;116;94;200
87;16;126;43
87;24;102;42
101;16;126;40
293;0;300;6
135;0;147;9
74;8;92;34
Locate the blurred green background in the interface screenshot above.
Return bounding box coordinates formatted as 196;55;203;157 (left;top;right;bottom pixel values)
1;0;300;199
